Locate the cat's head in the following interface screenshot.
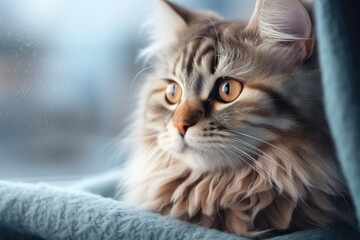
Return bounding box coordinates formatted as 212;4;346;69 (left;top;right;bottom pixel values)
137;0;326;172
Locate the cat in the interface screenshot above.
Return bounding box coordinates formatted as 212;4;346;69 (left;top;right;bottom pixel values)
121;0;354;237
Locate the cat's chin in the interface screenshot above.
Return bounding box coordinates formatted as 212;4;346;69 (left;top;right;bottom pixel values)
165;147;231;172
182;151;218;171
161;143;212;171
161;137;187;155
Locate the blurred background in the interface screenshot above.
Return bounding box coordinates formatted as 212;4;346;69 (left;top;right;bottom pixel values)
0;0;255;183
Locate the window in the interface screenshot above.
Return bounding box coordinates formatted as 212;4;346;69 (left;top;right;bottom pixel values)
0;0;254;183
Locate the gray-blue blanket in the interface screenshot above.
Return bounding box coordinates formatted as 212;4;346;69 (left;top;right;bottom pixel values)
1;1;360;239
0;171;358;240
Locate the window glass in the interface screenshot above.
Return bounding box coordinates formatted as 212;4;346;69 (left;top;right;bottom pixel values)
0;0;254;181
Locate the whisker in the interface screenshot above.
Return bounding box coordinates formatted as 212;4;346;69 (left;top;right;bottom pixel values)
211;135;237;175
226;146;286;196
228;136;289;174
130;64;164;96
226;129;295;160
206;17;220;60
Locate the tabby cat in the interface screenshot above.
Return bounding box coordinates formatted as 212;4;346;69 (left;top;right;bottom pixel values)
122;0;354;237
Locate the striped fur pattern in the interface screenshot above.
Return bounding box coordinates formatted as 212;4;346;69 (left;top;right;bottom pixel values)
122;0;354;237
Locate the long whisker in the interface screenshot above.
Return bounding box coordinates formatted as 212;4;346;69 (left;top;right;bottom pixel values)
212;135;237;175
130;64;163;96
206;17;220;49
228;136;289;174
225;129;298;165
226;146;268;181
226;145;285;195
115;133;159;143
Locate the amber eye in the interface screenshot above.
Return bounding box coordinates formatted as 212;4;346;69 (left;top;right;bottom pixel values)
218;79;243;103
165;82;182;104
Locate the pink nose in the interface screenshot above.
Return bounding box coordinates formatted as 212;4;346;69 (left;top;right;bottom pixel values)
173;121;192;136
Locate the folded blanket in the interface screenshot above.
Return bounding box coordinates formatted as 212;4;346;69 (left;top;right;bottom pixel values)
1;0;360;239
0;178;241;240
0;176;359;240
315;0;360;224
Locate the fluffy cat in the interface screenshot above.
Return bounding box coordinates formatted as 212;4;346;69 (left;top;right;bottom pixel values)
121;0;354;237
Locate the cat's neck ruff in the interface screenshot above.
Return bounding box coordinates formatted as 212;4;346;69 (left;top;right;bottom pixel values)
123;139;348;237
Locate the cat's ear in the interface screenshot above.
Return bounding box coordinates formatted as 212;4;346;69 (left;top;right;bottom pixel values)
139;0;196;61
247;0;314;63
140;0;220;62
155;0;194;36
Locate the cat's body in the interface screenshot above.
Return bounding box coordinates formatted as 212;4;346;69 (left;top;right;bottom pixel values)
122;0;354;237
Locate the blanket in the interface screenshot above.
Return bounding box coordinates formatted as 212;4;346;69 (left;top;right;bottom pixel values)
1;0;360;239
0;175;358;240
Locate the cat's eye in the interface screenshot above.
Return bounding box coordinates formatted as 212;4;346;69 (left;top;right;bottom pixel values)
218;79;243;103
165;82;182;104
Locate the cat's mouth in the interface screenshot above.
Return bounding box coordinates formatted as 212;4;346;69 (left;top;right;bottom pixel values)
162;133;199;155
176;138;194;154
158;127;213;156
175;136;206;155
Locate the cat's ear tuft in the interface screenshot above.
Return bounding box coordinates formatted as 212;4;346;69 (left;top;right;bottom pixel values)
140;1;220;63
138;1;197;62
157;0;196;26
247;0;314;63
156;0;194;34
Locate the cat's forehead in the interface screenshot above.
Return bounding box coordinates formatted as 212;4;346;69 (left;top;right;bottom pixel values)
168;42;217;99
166;21;252;99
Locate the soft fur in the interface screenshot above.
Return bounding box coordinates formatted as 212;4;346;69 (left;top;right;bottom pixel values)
122;0;354;237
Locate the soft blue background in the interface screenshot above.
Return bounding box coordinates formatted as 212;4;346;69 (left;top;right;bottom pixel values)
0;0;255;181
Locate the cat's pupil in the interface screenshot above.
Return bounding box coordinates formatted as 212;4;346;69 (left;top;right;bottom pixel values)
222;82;230;95
171;85;176;97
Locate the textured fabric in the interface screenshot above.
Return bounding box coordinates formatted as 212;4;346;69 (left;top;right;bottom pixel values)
1;1;360;239
0;180;241;240
0;178;359;240
315;0;360;226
